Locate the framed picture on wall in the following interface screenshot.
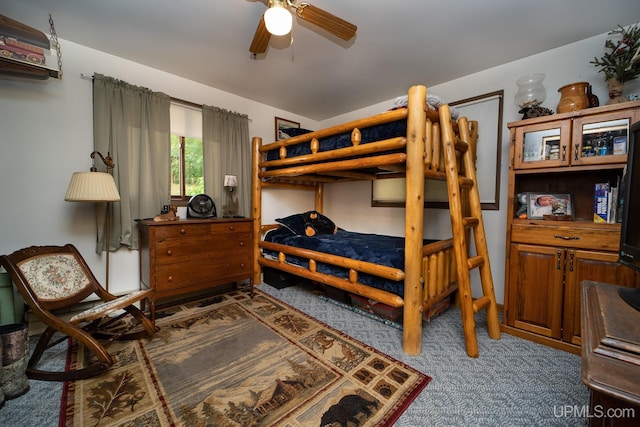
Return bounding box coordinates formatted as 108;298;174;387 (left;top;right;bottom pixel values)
275;117;300;141
371;90;504;210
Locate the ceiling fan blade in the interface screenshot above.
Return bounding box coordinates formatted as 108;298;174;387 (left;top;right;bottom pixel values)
296;4;357;41
249;17;271;54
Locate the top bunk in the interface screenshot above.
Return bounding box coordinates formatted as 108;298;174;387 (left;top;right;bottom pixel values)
253;85;474;187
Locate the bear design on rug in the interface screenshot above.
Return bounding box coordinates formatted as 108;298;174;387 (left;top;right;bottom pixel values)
320;394;380;427
303;211;338;237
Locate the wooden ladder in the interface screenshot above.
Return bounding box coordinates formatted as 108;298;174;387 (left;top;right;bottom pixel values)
439;104;501;357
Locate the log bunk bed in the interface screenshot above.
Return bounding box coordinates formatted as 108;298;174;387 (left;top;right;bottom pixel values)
251;85;501;357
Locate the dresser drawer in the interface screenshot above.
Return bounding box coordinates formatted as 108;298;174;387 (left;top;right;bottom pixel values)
152;223;211;240
210;221;252;234
511;223;620;251
155;253;253;294
155;233;252;265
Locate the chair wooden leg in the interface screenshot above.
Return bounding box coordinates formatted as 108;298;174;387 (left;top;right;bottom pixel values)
26;325;113;382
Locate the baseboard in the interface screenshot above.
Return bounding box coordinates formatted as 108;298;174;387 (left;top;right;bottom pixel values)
500;324;580;355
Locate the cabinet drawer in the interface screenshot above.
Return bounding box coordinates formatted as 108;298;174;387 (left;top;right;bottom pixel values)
511;223;619;251
155;233;252;265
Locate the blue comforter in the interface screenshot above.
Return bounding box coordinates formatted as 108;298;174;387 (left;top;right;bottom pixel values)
266;120;407;161
264;227;434;297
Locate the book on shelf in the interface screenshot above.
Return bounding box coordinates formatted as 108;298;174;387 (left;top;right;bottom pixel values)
594;183;609;223
593;179;621;224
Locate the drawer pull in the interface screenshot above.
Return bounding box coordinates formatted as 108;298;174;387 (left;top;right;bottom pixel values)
229;225;235;231
239;241;245;247
166;250;173;256
180;228;186;234
167;276;174;282
554;234;579;241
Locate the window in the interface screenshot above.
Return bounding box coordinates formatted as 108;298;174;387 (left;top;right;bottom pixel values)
170;102;204;201
171;135;203;198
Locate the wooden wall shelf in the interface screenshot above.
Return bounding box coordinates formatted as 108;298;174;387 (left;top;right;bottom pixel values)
0;14;61;80
0;56;60;80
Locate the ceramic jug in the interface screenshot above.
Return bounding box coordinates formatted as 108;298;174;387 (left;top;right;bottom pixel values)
557;82;589;113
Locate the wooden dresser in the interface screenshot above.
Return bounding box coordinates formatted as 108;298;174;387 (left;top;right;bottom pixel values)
137;218;253;317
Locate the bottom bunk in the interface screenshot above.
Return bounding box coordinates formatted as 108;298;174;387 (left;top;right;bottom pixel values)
257;211;459;326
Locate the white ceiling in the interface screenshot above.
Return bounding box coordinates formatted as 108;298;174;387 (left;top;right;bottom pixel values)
3;0;640;120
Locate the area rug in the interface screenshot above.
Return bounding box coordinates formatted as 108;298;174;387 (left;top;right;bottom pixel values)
59;288;431;426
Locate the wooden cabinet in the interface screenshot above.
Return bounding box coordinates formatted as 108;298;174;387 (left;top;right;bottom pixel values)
503;102;640;354
137;218;253;318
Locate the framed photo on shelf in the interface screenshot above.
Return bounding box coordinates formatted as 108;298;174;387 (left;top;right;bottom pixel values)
275;117;300;141
526;192;573;220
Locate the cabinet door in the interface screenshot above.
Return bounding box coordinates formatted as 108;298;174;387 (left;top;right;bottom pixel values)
562;250;639;346
507;244;565;338
513;120;571;169
571;110;636;166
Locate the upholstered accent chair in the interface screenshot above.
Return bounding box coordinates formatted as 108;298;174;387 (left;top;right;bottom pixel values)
0;244;157;381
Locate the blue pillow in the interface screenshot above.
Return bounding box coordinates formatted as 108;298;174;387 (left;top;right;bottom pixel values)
275;211;337;236
304;211;337;236
275;213;307;235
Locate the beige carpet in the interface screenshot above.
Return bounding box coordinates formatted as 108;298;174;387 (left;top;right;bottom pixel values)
59;288;430;426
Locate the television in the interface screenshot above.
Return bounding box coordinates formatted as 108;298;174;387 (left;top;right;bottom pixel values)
618;120;640;311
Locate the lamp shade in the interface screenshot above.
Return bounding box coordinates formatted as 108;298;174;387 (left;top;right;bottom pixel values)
224;174;238;188
264;2;292;36
65;172;121;202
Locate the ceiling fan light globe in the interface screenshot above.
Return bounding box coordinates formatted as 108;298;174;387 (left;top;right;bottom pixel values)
264;5;292;36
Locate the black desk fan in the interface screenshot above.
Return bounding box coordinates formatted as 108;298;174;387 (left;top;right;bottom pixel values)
187;194;216;218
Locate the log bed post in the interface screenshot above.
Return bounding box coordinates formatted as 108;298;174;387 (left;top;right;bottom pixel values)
252;136;263;287
315;183;324;213
403;85;427;355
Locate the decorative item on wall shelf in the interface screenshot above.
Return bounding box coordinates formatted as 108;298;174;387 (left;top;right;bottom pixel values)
515;73;548;119
590;23;640;105
557;82;589;113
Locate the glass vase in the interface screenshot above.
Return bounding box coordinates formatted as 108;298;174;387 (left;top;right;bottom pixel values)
514;73;546;110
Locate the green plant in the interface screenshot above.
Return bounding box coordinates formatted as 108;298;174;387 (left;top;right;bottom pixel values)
590;24;640;83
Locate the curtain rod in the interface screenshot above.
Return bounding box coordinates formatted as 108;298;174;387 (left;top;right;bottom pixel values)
80;73;250;120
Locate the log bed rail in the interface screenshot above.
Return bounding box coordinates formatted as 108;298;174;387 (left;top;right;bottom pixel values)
256;235;458;311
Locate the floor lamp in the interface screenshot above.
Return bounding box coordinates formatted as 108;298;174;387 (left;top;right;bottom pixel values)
64;152;120;291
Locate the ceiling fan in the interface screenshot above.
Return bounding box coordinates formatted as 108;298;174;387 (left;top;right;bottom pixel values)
250;0;357;54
